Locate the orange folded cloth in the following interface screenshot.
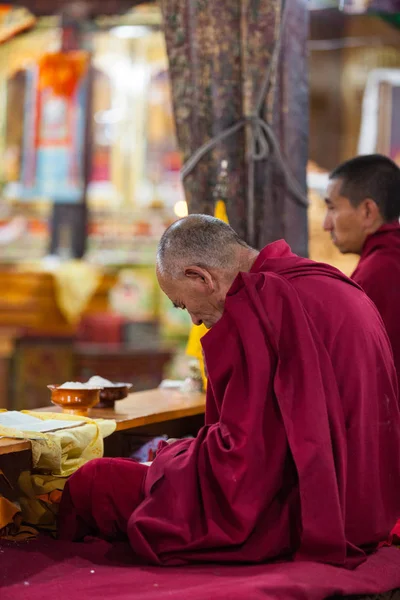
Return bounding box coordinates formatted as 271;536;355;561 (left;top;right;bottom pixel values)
0;495;19;529
0;496;37;541
0;469;38;542
37;490;63;505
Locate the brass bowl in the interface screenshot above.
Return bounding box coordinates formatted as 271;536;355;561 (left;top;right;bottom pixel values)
47;385;102;416
97;383;133;409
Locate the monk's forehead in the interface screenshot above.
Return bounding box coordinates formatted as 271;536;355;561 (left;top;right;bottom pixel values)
326;178;342;200
157;271;178;297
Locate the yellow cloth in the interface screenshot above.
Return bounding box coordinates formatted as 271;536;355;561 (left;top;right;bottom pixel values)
186;200;229;390
214;199;229;223
17;472;66;531
0;494;19;530
0;411;116;476
0;522;38;542
0;495;38;541
0;411;116;531
0;483;38;542
52;260;102;324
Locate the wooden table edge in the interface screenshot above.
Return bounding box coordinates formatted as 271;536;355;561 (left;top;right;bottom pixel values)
0;438;32;455
113;403;206;431
34;389;207;432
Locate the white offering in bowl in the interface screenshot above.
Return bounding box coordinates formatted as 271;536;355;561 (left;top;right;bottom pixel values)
87;375;114;387
58;381;101;390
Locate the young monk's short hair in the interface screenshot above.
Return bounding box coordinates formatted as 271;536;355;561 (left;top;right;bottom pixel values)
330;154;400;222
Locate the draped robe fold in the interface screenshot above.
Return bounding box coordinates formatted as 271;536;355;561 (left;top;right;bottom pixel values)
351;222;400;387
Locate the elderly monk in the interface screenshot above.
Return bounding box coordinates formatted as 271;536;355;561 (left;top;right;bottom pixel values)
59;215;400;572
324;154;400;384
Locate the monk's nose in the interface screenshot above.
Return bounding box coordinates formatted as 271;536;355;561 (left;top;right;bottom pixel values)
190;314;203;326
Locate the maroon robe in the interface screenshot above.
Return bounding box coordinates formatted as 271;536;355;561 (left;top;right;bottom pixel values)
60;241;400;578
58;458;148;541
351;222;400;389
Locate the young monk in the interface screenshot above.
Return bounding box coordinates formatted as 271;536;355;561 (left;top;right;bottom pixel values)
324;154;400;384
59;215;400;576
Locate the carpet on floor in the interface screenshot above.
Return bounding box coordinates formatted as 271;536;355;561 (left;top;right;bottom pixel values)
1;537;400;600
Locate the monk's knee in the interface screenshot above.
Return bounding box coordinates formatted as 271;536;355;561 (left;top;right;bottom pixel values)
59;458;147;542
67;458;107;493
58;459;114;540
58;478;94;541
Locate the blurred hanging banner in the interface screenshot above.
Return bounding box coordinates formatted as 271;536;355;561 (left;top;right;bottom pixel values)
0;4;35;44
21;52;90;203
38;52;88;97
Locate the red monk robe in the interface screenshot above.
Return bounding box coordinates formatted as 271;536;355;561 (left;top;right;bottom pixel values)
351;222;400;386
59;241;400;572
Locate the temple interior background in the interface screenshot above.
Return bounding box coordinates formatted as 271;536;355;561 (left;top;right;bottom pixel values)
0;0;399;410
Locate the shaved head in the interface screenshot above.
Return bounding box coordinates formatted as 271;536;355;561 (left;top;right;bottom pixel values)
156;215;258;329
157;214;250;278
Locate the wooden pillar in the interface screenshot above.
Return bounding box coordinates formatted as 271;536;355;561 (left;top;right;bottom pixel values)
263;0;309;256
162;0;309;255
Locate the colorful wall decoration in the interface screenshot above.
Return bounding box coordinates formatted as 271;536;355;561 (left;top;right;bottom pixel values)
21;52;89;203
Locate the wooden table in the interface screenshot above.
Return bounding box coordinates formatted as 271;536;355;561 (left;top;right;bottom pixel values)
0;437;31;455
1;389;206;456
36;389;206;432
36;388;206;457
0;389;206;465
0;389;206;499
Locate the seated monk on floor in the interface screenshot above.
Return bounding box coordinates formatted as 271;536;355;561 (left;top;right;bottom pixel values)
324;154;400;386
59;215;400;570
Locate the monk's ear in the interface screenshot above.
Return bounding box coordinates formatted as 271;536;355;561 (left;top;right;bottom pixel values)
184;266;214;291
361;198;382;226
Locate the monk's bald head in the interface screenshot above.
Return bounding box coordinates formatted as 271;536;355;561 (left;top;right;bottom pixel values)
157;214;250;278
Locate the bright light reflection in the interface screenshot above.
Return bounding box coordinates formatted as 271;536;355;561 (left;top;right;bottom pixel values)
174;200;188;218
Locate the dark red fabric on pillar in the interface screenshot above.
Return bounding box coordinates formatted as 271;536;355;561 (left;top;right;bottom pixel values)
127;241;400;568
351;222;400;390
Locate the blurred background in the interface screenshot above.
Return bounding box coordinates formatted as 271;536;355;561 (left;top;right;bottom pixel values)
0;0;398;409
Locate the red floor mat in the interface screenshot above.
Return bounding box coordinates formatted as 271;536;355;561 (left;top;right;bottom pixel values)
1;537;400;599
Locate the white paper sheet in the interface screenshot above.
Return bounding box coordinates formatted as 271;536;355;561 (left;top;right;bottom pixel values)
0;411;84;433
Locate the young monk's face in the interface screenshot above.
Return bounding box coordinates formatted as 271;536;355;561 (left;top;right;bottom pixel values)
323;178;377;255
156;266;227;330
